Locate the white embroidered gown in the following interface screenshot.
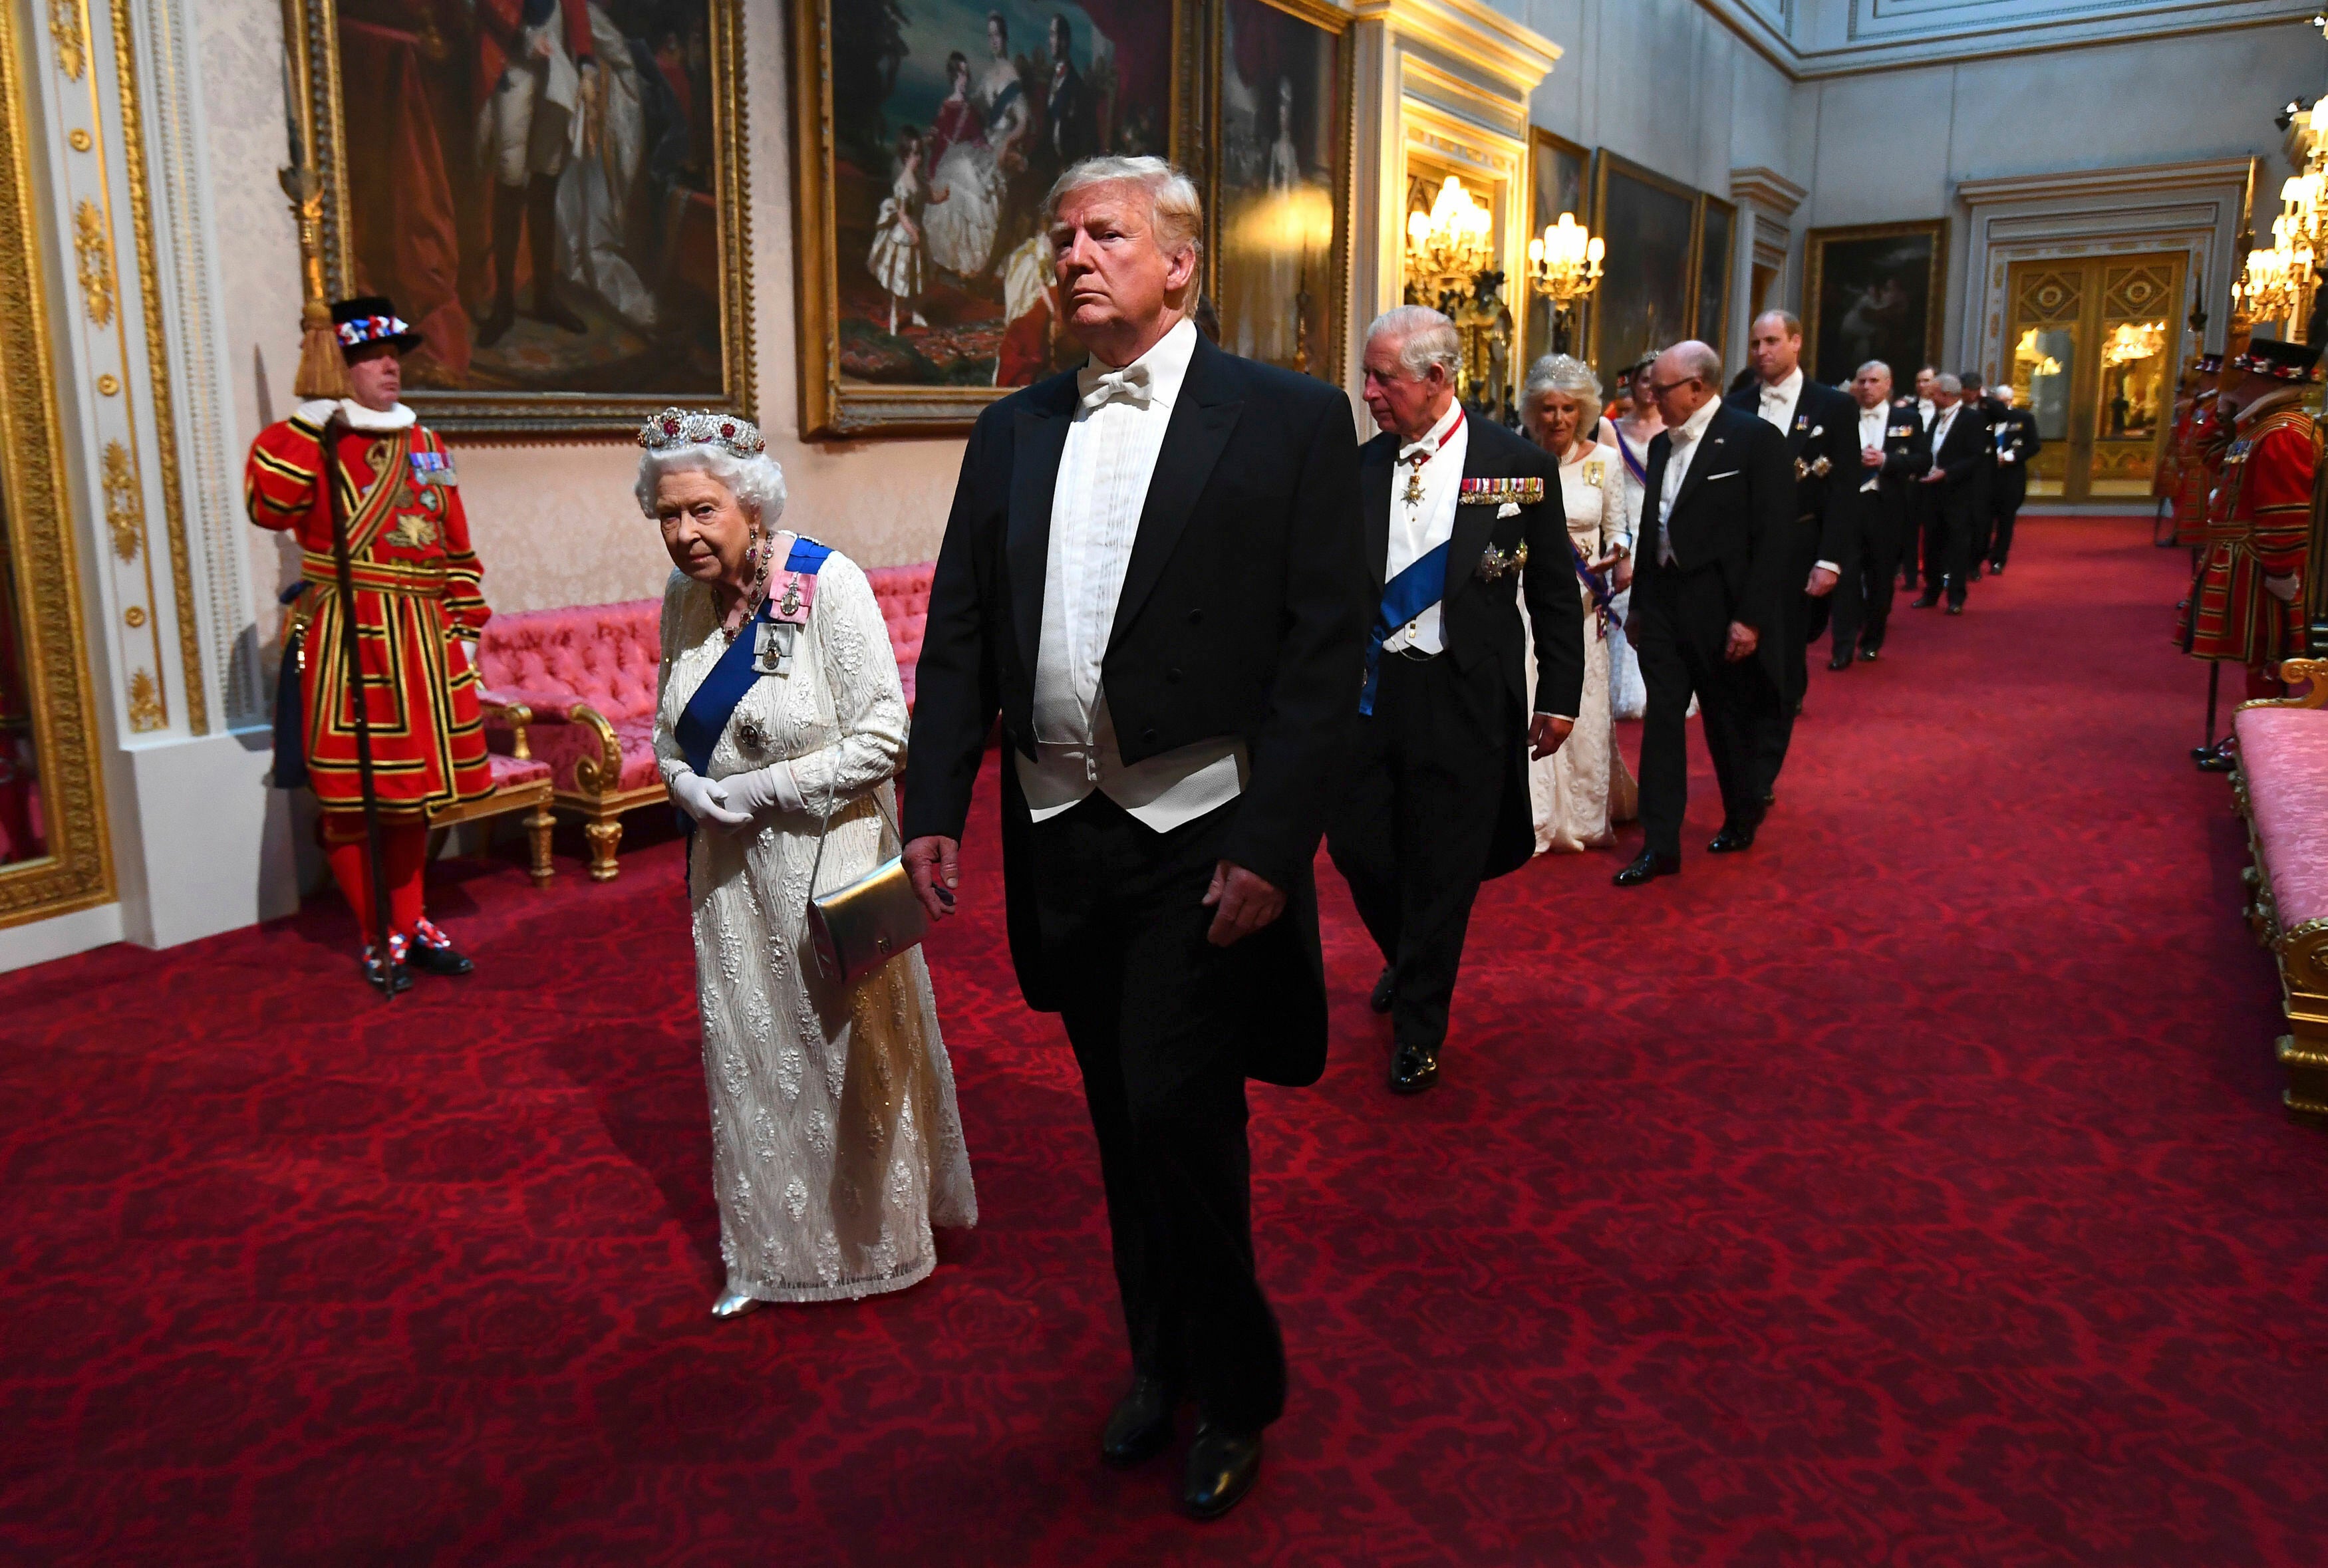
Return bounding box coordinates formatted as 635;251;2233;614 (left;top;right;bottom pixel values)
1528;441;1640;852
653;554;976;1304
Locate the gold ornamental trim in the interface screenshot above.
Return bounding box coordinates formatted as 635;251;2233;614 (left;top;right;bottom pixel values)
109;0;204;734
48;0;85;80
100;438;140;560
126;668;163;731
0;0;113;924
71;197;112;325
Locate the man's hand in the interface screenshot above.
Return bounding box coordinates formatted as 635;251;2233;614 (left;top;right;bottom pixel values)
2265;572;2301;604
1529;714;1574;759
1919;469;1944;485
1998;450;2017;465
1861;445;1884;469
1203;860;1285;946
1725;621;1759;662
1806;565;1840;598
903;835;962;922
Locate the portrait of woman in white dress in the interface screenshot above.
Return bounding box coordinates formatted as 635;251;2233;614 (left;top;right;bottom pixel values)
924;49;1002;281
641;409;976;1316
1521;355;1639;852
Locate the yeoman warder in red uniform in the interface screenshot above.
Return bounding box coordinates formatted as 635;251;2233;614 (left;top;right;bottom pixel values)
246;295;494;991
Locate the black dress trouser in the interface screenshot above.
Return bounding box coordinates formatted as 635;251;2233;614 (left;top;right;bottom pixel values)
1832;489;1905;654
1754;518;1827;794
1991;469;2027;567
1326;650;1506;1059
1630;564;1782;859
1031;793;1286;1432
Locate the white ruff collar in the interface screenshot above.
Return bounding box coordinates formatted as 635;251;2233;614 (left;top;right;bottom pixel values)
297;397;416;432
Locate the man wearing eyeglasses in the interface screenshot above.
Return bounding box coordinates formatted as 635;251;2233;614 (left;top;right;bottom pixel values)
1614;341;1793;886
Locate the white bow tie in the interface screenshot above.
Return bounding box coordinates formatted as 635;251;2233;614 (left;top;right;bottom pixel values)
1080;363;1153;412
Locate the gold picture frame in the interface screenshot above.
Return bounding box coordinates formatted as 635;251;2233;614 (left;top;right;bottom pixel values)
0;0;114;928
1587;150;1703;386
283;0;754;437
1204;0;1353;386
1803;219;1948;388
792;0;1193;437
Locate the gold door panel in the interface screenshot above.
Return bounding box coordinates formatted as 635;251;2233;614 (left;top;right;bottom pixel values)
2005;253;2185;504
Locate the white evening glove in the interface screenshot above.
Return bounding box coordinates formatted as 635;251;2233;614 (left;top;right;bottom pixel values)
669;767;750;829
2265;573;2301;604
719;762;807;823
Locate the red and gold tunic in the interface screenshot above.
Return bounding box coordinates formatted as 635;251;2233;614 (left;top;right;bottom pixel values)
245;400;493;817
2171;392;2222;547
2178;400;2319;670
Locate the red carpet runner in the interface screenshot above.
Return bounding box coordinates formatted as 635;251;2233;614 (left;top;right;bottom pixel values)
5;519;2323;1565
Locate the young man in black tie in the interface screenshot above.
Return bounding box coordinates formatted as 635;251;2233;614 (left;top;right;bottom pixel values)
1326;306;1581;1095
901;156;1366;1519
1912;374;1988;614
1616;341;1793;884
1958;371;2005;578
1830;360;1931;662
1726;313;1856;793
1987;384;2041;573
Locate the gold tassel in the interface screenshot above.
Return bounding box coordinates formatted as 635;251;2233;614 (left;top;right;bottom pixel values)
292;298;349;402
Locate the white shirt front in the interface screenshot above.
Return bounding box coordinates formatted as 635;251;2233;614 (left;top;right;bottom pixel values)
1756;366;1805;432
1915;396;1936;430
1654;394;1723;564
1858;404;1888;492
1381;398;1467;656
1930;404;1959;453
1018;318;1246;830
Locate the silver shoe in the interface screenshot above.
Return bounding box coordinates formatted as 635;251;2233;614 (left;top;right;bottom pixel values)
710;1290;764;1319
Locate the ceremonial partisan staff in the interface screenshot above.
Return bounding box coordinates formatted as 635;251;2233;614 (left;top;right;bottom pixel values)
321;412;396;999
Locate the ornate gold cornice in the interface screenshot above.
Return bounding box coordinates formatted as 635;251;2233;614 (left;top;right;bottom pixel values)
47;0;86;80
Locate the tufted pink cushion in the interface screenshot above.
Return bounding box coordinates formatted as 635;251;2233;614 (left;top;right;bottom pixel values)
2236;706;2328;926
484;751;551;789
865;562;933;708
478;600;664;724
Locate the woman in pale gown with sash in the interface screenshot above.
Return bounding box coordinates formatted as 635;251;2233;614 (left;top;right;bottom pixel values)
1604;355;1663;720
641;408;975;1317
1521;356;1639;852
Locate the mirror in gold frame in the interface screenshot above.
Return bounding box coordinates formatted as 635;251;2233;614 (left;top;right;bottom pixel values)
0;0;112;930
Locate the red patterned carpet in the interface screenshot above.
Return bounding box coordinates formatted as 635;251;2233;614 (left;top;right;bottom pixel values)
5;517;2323;1565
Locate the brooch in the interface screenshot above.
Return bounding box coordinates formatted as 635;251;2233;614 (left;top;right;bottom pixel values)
1793;456;1833;480
735;715;769;753
1459;476;1545;507
1477;541;1528;581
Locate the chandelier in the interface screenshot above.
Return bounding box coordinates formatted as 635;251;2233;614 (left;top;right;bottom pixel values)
1525;212;1604;308
2103;320;2166;366
1404;175;1495;300
2236;222;2312;323
2283;170;2328;252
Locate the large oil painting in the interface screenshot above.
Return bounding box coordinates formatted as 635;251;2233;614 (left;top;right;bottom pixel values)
1804;221;1946;388
1525;128;1589;364
796;0;1187;436
1697;196;1735;361
1211;0;1348;382
1590;153;1697;390
299;0;751;434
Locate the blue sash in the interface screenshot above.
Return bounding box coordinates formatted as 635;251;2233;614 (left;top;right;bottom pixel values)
1360;542;1449;716
674;536;834;777
1614;429;1650;487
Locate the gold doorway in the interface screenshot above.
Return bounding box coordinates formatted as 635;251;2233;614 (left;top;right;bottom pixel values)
2003;253;2186;502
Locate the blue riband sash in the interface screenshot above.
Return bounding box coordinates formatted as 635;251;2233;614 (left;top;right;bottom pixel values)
1614;430;1650;487
674;536;833;777
1569;537;1614;640
1360;541;1449;716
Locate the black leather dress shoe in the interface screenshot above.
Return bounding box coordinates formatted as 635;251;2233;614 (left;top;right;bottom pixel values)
1988;559;2007;575
406;939;474;978
1369;966;1394;1015
361;947;412;995
1707;823;1757;854
2195;743;2240;773
1967;563;1984;582
1101;1376;1176;1468
1910;593;1940;609
1181;1423;1262;1520
1826;651;1852;671
1613;849;1679;886
1387;1043;1439;1095
1945;601;1964;616
1858;645;1880;661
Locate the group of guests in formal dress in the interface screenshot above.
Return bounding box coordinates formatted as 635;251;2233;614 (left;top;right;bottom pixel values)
258;152;2059;1531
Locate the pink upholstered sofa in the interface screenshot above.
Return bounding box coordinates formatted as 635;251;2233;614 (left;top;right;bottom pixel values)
2232;658;2328;1120
475;563;935;880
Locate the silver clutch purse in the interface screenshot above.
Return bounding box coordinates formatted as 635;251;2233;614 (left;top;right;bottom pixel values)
803;777;928;988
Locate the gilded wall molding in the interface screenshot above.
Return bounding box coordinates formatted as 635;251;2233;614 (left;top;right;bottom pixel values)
101;440;141;560
71;197;112;324
47;0;86;80
0;0;116;927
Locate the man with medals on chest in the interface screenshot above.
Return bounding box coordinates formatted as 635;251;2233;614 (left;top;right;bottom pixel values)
2180;336;2324;771
1724;312;1856;798
1326;305;1582;1096
246;296;496;991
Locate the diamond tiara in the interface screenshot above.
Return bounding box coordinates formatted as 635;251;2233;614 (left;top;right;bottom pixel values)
638;407;767;457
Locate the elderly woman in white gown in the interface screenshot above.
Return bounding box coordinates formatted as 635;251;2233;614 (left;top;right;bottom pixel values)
641;408;976;1317
1521;356;1640;852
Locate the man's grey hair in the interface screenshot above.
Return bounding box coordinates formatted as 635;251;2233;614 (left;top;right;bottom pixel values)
1664;340;1722;388
1524;352;1603;410
1935;372;1963;396
1367;305;1462;378
1855;359;1892;382
1046;156;1204;259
